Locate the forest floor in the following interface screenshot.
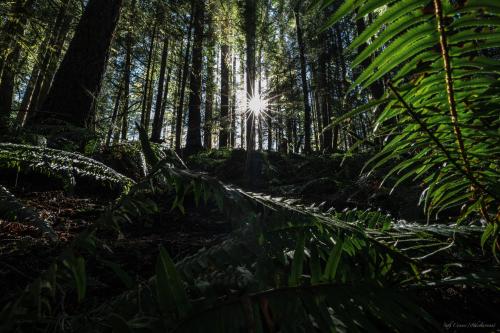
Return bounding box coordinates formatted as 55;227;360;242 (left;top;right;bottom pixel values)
1;147;499;331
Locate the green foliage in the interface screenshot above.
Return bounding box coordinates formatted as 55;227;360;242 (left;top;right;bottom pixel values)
2;137;498;332
0;184;56;239
324;0;500;245
0;143;134;191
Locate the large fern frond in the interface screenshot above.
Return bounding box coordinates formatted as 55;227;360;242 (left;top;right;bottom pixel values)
0;185;56;239
0;143;134;191
324;0;500;246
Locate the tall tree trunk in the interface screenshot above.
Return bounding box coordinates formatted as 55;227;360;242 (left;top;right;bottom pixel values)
140;24;157;130
230;54;237;147
119;0;135;141
204;16;215;149
239;56;245;149
151;37;169;142
175;17;193;150
185;0;205;153
294;3;312;154
106;79;123;147
0;0;35;131
318;48;332;153
244;0;256;151
18;0;72;126
170;42;184;147
27;0;122;129
219;44;230;148
27;6;73;124
157;67;172;141
0;0;34;76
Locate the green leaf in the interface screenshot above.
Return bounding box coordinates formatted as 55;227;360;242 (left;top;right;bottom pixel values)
289;231;306;287
156;246;191;318
323;237;344;281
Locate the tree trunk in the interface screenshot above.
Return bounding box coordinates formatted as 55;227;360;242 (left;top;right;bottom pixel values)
0;0;34;76
318;48;332;153
230;54;237;147
185;0;205;153
140;24;157;131
119;0;135;141
204;16;215;149
18;0;72;126
0;0;35;131
27;0;122;129
244;0;256;151
219;44;230;148
151;37;169;142
106;79;123;147
175;17;193;150
294;3;312;154
27;6;73;124
239;56;245;149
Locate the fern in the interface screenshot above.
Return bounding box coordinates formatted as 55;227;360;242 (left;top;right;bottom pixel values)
0;185;56;239
324;0;500;248
2;138;497;332
0;143;134;191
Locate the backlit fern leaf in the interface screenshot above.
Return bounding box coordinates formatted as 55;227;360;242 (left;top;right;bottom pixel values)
0;143;134;191
324;0;500;246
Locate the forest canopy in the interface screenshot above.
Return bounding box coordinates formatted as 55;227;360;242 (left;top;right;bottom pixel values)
0;0;499;331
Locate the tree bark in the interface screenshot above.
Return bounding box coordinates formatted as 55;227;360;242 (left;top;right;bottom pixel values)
106;79;123;147
119;0;135;141
27;0;122;129
0;0;35;131
27;6;73;124
185;0;205;153
294;3;312;154
151;37;169;142
18;0;72;126
244;0;256;151
140;24;157;131
230;54;237;147
318;47;332;153
204;16;215;149
219;44;230;148
175;16;193;150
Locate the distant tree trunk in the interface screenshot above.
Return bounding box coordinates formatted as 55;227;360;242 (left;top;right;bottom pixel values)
17;39;47;125
185;0;205;153
106;79;123;147
140;24;157;131
26;6;73;124
294;3;312;154
175;17;193;150
267;110;273;151
170;42;184;147
204;17;215;149
239;56;245;149
119;0;135;141
27;0;122;129
0;0;34;76
18;0;72;126
311;89;319;150
318;48;332;153
219;44;230;148
334;26;351;150
230;54;237;147
244;0;256;151
158;67;172;140
0;0;35;131
151;37;169;142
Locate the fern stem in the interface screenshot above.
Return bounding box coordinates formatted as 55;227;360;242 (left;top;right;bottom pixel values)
432;0;472;177
387;82;498;202
432;0;497;224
